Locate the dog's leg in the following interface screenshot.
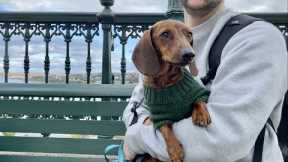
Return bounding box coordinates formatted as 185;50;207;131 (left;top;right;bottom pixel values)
192;101;211;127
140;154;161;162
159;123;184;162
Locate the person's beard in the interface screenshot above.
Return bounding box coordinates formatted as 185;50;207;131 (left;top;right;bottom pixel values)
181;0;223;17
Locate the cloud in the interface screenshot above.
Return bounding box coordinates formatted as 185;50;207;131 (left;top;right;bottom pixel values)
1;0;287;12
0;3;11;11
1;0;168;12
7;0;52;11
225;0;287;12
113;0;167;13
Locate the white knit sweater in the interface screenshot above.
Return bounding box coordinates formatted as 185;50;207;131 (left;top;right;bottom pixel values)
122;7;287;162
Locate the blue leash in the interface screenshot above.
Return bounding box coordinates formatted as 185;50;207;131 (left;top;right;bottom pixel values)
104;144;124;162
104;143;145;162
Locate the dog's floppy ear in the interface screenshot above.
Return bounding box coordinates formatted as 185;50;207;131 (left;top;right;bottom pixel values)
132;29;161;76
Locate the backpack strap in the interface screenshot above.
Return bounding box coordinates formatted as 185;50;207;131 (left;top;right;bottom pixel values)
201;14;261;85
253;118;275;162
277;91;288;147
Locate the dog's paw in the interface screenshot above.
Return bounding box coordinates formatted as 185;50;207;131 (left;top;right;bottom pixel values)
142;154;161;162
192;104;211;127
167;142;184;162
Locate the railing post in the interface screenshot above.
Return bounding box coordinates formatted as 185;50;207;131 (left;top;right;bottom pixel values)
86;26;92;84
23;23;31;84
64;24;72;84
167;0;184;21
100;0;114;84
120;34;127;84
3;23;10;83
44;24;51;84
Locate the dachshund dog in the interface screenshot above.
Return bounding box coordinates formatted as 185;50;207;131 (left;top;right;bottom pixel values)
132;19;211;162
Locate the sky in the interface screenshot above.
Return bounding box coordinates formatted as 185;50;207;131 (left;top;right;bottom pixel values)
0;0;287;13
0;0;287;77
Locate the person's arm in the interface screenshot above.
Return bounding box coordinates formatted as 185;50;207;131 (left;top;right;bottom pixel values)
124;21;287;162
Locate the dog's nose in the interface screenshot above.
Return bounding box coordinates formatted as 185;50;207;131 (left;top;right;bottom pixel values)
180;48;195;65
182;52;194;61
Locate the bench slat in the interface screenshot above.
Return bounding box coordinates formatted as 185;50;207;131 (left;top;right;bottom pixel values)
0;136;121;155
0;118;126;135
0;156;107;162
0;83;134;98
0;100;128;116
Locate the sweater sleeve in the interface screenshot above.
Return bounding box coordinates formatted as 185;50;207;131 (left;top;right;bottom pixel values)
124;21;287;162
122;73;150;128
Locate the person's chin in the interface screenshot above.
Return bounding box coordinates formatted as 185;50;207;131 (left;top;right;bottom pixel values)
186;0;207;9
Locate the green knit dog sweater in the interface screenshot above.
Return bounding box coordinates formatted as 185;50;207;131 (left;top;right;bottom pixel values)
144;69;210;129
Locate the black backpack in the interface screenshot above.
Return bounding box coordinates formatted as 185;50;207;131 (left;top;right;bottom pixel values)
201;14;288;162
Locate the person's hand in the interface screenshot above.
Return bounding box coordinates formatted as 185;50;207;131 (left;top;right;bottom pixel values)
124;138;136;160
143;117;152;125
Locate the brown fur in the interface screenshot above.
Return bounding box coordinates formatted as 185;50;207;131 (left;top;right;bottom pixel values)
132;20;211;162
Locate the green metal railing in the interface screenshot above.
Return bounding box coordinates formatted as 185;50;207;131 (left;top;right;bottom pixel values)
0;0;287;84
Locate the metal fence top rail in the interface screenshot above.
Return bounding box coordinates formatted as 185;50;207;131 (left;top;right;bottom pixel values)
0;12;286;24
0;12;166;24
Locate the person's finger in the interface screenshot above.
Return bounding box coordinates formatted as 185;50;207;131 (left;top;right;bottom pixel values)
124;141;136;160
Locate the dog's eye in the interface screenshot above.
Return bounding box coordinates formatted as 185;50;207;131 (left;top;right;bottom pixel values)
186;32;193;39
160;31;170;38
190;40;193;47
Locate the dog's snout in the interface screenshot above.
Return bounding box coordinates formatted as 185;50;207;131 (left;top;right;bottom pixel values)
180;48;195;65
182;52;194;60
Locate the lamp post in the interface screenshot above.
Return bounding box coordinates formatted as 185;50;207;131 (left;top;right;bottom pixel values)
167;0;184;21
99;0;114;84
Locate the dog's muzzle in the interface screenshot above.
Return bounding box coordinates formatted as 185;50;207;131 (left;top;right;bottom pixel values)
180;48;195;65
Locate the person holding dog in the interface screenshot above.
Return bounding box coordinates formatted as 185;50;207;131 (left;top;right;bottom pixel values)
123;0;288;162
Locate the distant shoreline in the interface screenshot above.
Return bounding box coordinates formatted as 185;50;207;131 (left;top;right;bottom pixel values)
0;72;139;84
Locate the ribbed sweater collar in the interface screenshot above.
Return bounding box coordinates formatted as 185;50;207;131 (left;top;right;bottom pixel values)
144;69;197;104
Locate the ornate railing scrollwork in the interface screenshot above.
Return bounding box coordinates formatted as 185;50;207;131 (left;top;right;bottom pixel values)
112;24;149;84
0;21;100;84
80;23;100;84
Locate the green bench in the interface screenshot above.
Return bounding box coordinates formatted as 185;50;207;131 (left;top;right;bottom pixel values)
0;83;134;162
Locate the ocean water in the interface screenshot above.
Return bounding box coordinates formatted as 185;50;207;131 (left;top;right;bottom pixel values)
0;76;44;84
0;77;26;83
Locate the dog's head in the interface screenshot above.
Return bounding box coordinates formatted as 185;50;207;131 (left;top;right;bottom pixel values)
132;19;196;76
